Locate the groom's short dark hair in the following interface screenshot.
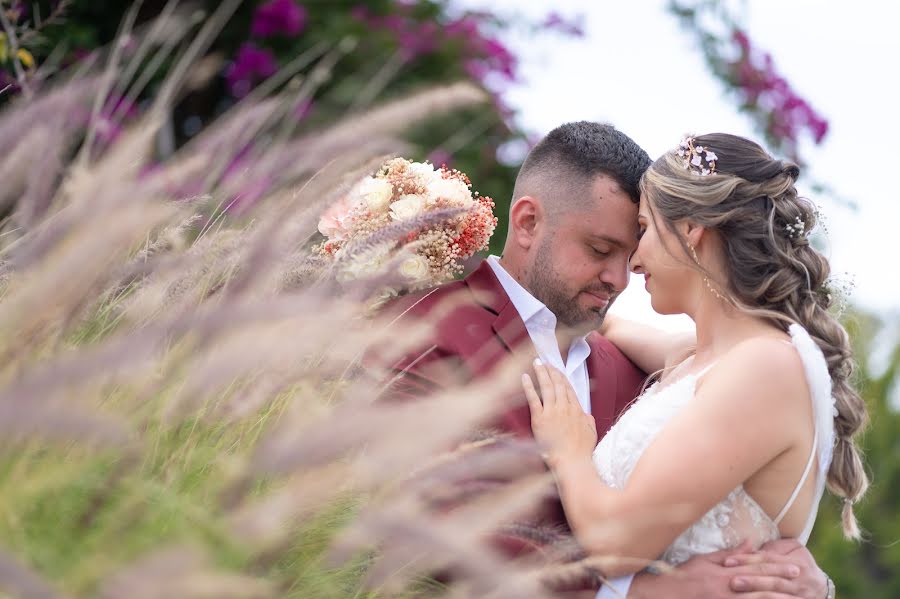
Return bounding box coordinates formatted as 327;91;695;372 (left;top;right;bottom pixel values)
513;121;651;209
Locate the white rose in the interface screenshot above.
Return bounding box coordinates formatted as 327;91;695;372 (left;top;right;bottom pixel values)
390;195;425;220
399;254;431;283
428;176;473;208
408;161;436;181
337;242;393;282
356;177;394;213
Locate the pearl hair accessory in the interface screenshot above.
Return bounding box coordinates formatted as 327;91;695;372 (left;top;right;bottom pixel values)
676;136;718;176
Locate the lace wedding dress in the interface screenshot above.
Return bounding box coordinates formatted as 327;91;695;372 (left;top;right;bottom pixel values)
592;324;836;565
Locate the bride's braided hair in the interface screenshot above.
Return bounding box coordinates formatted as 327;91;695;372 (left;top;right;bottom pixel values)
641;133;868;540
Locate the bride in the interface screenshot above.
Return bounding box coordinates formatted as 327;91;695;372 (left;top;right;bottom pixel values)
523;133;868;578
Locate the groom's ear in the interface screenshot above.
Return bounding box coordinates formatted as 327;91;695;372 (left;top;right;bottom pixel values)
509;196;542;250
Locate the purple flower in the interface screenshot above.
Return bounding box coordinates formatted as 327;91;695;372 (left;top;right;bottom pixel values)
542;12;585;37
427;149;452;167
732;29;751;52
810;117;829;144
350;5;370;22
463;59;488;83
8;1;28;22
446;16;480;39
251;0;308;38
727;28;828;151
225;43;278;98
480;37;517;81
396;21;438;59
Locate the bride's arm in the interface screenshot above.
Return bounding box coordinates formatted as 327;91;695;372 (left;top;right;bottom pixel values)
525;339;807;578
601;314;696;375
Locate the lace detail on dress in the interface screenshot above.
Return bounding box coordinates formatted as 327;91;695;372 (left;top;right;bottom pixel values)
592;324;834;565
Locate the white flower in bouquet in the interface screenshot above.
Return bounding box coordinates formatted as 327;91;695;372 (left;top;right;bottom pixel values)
408;161;438;184
399;254;431;283
389;195;425;221
357;176;394;213
316;157;498;296
336;241;394;283
427;176;473;208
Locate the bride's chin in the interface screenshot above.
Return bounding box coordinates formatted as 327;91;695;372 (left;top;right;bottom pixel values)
648;294;678;316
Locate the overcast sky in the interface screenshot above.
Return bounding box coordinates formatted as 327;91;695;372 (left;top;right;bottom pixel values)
458;0;900;339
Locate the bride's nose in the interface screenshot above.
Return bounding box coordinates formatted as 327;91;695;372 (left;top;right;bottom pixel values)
629;250;644;275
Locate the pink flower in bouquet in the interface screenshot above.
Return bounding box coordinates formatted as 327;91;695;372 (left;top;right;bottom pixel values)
317;194;355;243
315;158;497;291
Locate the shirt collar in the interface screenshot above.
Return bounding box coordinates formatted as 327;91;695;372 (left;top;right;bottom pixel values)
486;255;546;324
486;256;592;375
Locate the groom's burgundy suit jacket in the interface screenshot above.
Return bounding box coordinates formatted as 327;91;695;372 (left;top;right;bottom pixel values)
380;260;647;546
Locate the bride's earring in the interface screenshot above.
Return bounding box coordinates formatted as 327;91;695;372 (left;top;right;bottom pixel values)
689;244;725;301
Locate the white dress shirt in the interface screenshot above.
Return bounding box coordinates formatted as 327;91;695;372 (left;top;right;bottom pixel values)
487;256;635;599
486;256;592;413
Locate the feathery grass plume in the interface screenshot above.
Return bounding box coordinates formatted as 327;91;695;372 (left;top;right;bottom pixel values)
98;546;273;599
0;6;566;598
0;548;70;599
328;474;556;598
0;75;98;154
0;398;132;449
0;124;61;217
0;77;99;220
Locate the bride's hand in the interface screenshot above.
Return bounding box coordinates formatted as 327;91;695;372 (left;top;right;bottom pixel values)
522;360;597;467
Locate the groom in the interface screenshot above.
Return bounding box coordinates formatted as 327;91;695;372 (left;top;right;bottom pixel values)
382;122;830;598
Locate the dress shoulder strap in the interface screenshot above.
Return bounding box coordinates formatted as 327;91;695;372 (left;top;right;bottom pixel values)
772;324;836;542
694;361;717;380
773;427;818;525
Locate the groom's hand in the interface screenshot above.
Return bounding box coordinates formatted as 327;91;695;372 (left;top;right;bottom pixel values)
628;540;823;598
721;539;828;599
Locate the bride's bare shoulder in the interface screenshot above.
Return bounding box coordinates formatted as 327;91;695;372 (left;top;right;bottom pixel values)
701;335;807;402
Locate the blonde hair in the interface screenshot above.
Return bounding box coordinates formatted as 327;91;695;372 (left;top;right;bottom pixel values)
642;133;868;539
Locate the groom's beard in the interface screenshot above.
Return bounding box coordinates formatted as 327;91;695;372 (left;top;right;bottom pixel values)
527;243;618;334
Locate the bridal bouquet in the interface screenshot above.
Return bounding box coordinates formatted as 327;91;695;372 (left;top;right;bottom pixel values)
316;158;497;293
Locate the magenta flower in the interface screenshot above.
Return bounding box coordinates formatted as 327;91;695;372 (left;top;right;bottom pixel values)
480;37;517;81
463;59;488;83
379;14;406;33
8;1;28;22
396;21;438;59
733;30;751;52
225;43;278;98
446;16;480;39
251;0;308;38
728;29;829;155
427;149;452;167
350;5;370;22
542;11;585;37
809;117;829;144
